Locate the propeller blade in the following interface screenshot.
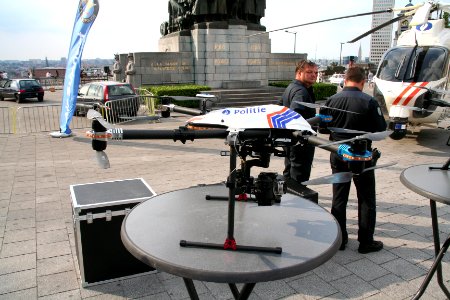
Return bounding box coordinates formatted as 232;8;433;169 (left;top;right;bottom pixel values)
319;130;391;147
87;109;114;130
302;172;353;185
328;127;368;135
363;130;392;141
293;101;320;109
303;162;397;185
95;151;110;169
323;106;360;114
362;162;397;173
348;13;407;43
293;101;360;114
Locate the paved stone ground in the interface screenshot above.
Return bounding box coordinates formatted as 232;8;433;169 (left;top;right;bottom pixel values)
0;106;449;299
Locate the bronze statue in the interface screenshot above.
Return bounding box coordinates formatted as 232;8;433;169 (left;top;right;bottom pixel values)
161;0;266;35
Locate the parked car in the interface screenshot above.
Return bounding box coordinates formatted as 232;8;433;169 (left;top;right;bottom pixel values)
0;79;45;102
0;79;7;95
328;74;345;88
75;81;139;122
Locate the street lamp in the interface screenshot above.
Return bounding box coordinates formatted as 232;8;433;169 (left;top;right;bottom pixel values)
339;42;345;66
285;30;297;53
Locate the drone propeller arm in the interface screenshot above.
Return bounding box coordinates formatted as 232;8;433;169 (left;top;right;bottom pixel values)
162;104;204;116
305;135;340;153
306;115;322;126
117;128;229;142
292;131;340;153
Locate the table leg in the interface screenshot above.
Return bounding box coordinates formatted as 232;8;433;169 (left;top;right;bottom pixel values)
228;283;256;300
182;278;199;300
412;200;450;299
182;279;256;300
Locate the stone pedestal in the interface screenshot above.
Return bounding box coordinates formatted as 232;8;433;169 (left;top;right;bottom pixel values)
159;22;271;89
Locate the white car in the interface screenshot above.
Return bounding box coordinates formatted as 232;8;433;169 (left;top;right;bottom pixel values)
329;74;345;87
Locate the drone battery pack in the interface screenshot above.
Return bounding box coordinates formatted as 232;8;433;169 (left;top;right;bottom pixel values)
71;178;156;286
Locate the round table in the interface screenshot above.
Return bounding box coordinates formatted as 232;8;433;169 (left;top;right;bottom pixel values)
400;163;450;299
121;184;341;299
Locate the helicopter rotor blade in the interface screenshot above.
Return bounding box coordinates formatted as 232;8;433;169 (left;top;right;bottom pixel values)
347;13;408;43
95;150;110;169
247;9;394;37
409;1;433;26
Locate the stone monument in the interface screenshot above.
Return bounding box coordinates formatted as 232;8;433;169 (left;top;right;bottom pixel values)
120;0;306;89
159;0;272;88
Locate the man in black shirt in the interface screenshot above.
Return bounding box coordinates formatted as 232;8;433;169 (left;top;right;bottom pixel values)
324;67;387;253
281;60;318;186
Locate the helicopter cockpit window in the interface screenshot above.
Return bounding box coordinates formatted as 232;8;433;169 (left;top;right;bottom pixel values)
416;48;446;82
377;48;412;82
378;46;447;82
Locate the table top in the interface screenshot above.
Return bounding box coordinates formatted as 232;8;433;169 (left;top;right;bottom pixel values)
400;164;450;205
121;184;341;283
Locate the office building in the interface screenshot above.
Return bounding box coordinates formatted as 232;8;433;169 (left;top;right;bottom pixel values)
370;0;395;65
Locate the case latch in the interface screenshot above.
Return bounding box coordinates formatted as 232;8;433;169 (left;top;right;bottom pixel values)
86;212;93;224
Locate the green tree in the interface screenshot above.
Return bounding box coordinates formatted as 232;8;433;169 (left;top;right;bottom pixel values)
324;63;345;76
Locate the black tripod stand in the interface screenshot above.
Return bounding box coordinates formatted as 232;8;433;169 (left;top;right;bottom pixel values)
180;144;282;254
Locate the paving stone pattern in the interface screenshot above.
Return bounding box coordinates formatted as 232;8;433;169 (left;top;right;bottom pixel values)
0;109;449;299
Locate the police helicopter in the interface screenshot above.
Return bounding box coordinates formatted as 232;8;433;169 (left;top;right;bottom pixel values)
368;1;450;139
86;103;393;253
251;0;450;140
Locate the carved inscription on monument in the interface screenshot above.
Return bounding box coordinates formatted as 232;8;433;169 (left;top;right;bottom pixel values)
214;43;226;51
142;60;192;72
248;59;262;65
249;44;262;52
269;60;297;66
214;59;229;65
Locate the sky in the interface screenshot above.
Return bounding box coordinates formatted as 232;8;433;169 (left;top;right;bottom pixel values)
0;0;412;61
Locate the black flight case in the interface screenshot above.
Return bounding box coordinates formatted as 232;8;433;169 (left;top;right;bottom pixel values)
71;178;156;286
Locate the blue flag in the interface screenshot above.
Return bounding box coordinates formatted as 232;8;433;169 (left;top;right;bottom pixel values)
59;0;99;135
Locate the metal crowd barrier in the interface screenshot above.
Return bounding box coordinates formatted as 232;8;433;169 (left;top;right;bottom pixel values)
0;95;159;134
101;93;159;124
0;104;91;134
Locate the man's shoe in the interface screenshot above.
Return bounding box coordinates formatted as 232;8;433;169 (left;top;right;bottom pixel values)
358;240;383;254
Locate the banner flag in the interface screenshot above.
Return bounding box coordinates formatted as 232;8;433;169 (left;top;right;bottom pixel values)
58;0;99;136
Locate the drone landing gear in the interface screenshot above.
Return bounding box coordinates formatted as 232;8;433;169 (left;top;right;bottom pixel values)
429;157;450;171
179;146;283;255
179;239;282;254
